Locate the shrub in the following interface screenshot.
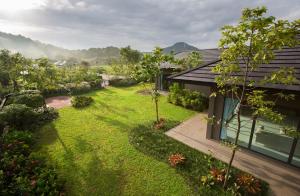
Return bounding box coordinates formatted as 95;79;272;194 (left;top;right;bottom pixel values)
35;107;59;124
167;83;183;105
0;104;58;132
71;82;91;94
236;173;263;195
0;104;39;131
43;81;102;97
1;131;33;156
168;83;208;111
109;78;137;87
7;93;45;108
89;79;103;88
181;90;208;111
0;131;64;195
71;96;93;108
153;118;166;130
168;153;185;167
42;85;70;97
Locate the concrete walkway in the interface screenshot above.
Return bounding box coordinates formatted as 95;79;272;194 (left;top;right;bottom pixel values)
166;113;300;196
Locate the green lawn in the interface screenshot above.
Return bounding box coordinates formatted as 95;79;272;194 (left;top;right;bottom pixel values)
35;85;197;196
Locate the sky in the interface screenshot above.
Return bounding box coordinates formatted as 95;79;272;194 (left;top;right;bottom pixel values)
0;0;299;51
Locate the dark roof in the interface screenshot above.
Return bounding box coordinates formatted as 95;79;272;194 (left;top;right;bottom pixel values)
168;45;300;92
198;48;221;64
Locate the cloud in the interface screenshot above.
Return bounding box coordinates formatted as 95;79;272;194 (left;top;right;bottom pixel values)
0;0;299;51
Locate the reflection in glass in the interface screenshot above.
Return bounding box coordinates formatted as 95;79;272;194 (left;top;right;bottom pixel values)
250;115;296;162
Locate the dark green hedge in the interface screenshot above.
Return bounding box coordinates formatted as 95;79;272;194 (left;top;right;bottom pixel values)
109;78;138;87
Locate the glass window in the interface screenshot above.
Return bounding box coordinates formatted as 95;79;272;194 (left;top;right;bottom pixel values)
250;110;298;162
220;98;253;148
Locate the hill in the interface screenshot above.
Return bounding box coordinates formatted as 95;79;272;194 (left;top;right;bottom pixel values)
0;32;120;65
163;42;199;54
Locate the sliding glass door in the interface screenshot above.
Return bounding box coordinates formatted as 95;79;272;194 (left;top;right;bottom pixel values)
220;97;300;166
220;98;253;148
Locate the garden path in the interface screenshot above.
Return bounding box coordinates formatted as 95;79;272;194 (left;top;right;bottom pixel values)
45;96;71;109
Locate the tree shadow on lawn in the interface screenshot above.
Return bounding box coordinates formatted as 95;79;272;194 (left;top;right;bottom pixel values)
93;114;132;131
35;123;126;195
91;100;135;117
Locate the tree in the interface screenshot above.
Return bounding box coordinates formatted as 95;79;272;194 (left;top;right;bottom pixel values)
180;51;202;70
109;46;142;78
0;50;28;91
137;47;174;122
120;46;142;65
211;6;299;187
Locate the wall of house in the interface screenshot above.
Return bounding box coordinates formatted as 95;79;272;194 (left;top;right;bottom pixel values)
184;84;211;97
206;90;225;140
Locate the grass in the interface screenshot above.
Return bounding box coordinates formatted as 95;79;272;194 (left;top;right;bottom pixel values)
35;85;197;196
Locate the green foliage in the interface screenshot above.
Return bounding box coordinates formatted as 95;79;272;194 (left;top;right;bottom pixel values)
0;103;58;132
178;51;203;70
134;47;176;122
120;46;142;65
129;120;268;195
0;104;39;131
212;6;299;131
7;93;45;108
71;96;93;108
135;47;174;82
168;83;208;111
0;131;64;195
167;83;183;105
35;107;59;123
0;49;104;97
108;46;142;78
109;78;138;87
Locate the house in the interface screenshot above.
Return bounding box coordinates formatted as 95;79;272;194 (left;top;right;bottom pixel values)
159;48;220;90
168;44;300;167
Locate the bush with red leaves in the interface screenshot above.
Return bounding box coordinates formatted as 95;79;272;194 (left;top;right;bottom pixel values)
236;173;262;195
153;118;165;130
168;153;185;167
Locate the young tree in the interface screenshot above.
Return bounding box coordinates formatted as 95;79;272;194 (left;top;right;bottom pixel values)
212;7;299;187
137;47;174;122
180;51;202;70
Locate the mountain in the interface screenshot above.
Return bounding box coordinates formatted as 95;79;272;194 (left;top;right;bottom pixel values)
0;32;120;65
163;42;199;54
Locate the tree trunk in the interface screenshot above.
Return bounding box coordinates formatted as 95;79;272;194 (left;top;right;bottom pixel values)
155;96;159;123
223;108;241;188
154;75;159;123
13;80;18;92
